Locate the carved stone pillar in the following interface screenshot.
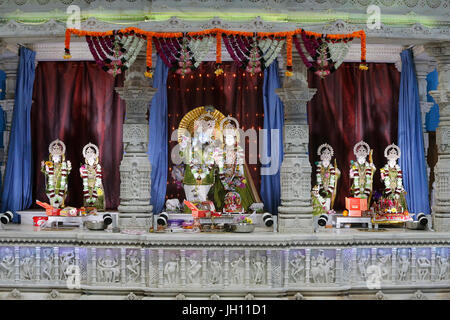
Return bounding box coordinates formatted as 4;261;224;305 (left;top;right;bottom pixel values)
425;42;450;231
275;59;317;233
115;59;156;230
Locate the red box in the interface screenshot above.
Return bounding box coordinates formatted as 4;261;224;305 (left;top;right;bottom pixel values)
184;200;220;218
345;197;367;217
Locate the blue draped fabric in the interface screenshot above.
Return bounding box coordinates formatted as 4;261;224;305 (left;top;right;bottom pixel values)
1;47;36;221
398;49;430;215
260;59;284;214
0;70;5;100
425;69;439;132
148;55;169;214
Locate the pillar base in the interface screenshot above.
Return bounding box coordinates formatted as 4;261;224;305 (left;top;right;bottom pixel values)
432;213;450;232
277;208;313;233
118;212;153;231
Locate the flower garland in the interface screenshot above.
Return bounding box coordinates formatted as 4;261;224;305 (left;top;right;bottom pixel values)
245;38;262;74
175;36;194;76
65;27;367;78
350;162;374;198
80;164;103;205
380;164;404;198
217;147;246;191
316;163;336;197
189;35;214;68
259;37;285;67
327;41;350;70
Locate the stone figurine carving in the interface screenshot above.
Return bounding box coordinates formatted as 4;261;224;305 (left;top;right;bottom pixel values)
349;141;376;201
357;249;370;280
164;254;180;285
186;252;202;284
290;252;305;283
437;250;448;281
251;253;266;285
310;250;335;283
230;253;245;285
417;249;431;281
398;249;410;281
126;250;141;282
80;143;105;210
377;249;391;280
41;139;72;208
20;248;35;280
0;248;14;280
97;249;120;283
208;253;223;285
42;248;54;281
312;144;340;216
60;251;75;280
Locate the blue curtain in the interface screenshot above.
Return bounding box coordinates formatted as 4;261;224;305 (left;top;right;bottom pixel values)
148;55;169;214
0;70;5;100
425;69;439;132
260;59;284;214
398;49;430;215
1;47;36;221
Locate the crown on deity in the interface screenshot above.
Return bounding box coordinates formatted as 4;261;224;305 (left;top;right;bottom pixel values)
220;116;240;138
353;140;370;158
317;143;334;159
48;139;66;156
384;143;401;161
82;142;99;160
194;113;216;132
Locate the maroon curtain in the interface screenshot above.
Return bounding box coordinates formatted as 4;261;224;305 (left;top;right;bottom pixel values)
308;62;400;210
31;61;125;210
166;61;264;201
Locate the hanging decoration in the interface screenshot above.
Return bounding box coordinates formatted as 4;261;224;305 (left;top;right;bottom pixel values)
64;27;367;78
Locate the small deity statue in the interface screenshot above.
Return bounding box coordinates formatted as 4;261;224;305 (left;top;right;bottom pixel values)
214;117;255;212
41;139;72;208
374;144;412;223
311;144;340;216
350;141;376;201
80;143;105;211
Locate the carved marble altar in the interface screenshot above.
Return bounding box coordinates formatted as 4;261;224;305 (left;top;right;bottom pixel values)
0;225;448;300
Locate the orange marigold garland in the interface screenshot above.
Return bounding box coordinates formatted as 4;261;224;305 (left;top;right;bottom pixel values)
285;34;293;77
64;28;72;59
215;31;224;76
145;35;153;78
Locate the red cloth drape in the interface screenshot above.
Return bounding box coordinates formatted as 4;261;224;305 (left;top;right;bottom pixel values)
31;61;125;210
166;61;264;201
308;62;400;210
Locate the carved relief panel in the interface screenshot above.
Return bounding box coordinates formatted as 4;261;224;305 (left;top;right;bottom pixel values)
289;249;306;284
310;249;336;284
96;248;120;284
0;247;15;281
19;247;35;281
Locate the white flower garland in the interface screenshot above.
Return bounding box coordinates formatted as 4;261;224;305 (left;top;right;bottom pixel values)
327;41;350;70
80;163;103;205
350;162;374;198
123;37;145;69
189;36;214;68
316;163;336;196
381;164;403;198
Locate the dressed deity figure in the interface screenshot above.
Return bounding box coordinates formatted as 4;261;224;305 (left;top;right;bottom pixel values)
214;117;254;212
79;143;105;210
41;139;71;208
374;144;411;223
180;112;218;203
311;144;340;216
350;141;376;201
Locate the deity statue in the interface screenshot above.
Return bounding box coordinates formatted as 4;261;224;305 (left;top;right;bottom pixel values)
41;139;71;208
179;111;219;203
79;143;105;210
311;144;340;216
214;117;255;212
349;141;376;202
177;107;259;212
373;144;412;223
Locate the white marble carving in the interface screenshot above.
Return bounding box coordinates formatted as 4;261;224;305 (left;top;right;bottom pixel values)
289;251;305;283
60;250;75;281
310;250;335;284
230;252;245;285
398;249;411;281
251;252;266;285
186;252;202;284
41;248;54;281
164;253;180;285
436;248;449;281
357;249;371;281
208;252;223;285
126;250;141;282
20;248;35;281
0;248;14;280
97;249;120;283
417;249;431;281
